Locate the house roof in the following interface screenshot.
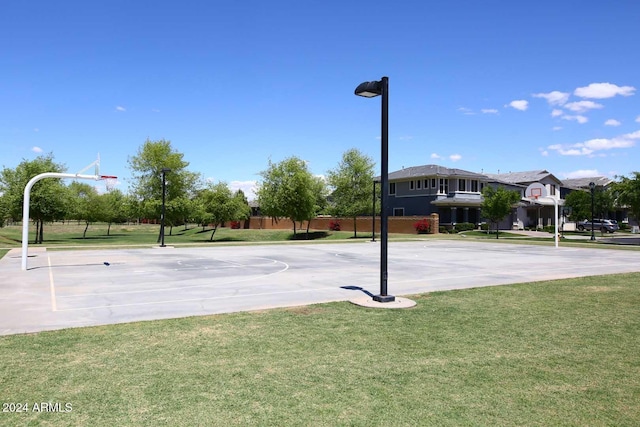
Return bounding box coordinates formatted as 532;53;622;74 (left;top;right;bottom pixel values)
382;164;488;181
484;170;562;185
561;176;613;189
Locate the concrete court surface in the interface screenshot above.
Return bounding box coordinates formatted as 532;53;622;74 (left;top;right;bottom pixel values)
1;240;639;336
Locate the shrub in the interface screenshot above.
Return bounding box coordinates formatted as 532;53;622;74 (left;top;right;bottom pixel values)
480;223;490;231
414;219;431;234
543;225;555;233
328;220;341;231
454;222;475;232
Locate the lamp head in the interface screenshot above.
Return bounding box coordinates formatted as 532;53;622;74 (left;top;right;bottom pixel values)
161;168;172;173
355;80;383;98
589;181;595;191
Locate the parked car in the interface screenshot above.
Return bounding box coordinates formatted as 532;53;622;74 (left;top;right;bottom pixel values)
577;219;619;233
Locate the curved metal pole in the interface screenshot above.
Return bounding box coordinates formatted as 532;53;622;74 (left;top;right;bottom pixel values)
22;173;99;270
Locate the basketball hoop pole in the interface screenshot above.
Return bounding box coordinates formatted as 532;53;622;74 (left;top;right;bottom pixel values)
525;183;559;249
21;171;116;270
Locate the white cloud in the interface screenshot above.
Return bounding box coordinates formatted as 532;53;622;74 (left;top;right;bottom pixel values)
551;109;563;117
449;154;462;162
33;128;39;132
152;109;160;113
115;106;126;112
541;150;549;156
532;91;570;106
561;114;588;124
552;126;563;131
398;135;414;141
563;169;601;179
229;180;258;200
31;146;43;153
430;153;441;159
508;100;528;111
457;107;475;115
481;108;499;114
574;82;635;99
604;119;621;126
547;130;639;157
636;115;640;123
563;100;603;113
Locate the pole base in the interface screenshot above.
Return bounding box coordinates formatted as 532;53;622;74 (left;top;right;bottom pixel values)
373;294;396;303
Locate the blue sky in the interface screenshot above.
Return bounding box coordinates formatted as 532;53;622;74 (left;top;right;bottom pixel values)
2;1;639;199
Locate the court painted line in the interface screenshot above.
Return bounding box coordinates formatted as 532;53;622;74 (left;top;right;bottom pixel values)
48;255;57;312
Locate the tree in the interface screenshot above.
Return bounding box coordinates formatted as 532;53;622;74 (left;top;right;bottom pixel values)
564;186;615;222
257;157;316;235
127;139;201;242
0;154;68;243
481;186;521;239
200;182;251;241
68;182;103;238
613;172;640;224
101;189;128;235
327;149;376;237
563;190;591;222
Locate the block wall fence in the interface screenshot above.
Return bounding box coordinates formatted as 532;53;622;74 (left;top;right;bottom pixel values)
245;214;439;234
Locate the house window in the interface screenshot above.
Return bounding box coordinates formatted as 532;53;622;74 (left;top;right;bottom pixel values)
393;208;404;216
410;181;415;190
416;180;422;189
431;178;436;188
439;178;449;194
458;179;466;192
550;185;556;196
471;180;479;192
389;182;396;195
424;179;429;189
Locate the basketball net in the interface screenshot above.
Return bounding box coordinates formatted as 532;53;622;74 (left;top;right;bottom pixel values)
100;175;118;191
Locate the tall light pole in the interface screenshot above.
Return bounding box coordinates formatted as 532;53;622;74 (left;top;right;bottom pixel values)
160;168;171;247
589;181;596;241
355;77;394;303
372;180;378;242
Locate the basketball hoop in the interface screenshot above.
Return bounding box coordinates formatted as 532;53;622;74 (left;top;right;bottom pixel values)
100;175;118;191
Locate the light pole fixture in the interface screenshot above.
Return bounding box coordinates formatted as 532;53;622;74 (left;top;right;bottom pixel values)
589;181;596;241
355;76;394;303
160;168;172;247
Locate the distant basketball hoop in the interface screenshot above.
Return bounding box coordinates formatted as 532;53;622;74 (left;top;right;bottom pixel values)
525;182;547;200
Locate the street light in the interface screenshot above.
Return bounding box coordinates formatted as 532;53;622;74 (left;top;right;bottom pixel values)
589;181;596;241
355;77;394;303
160;168;172;247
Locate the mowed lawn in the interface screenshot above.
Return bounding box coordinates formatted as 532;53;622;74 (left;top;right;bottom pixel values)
1;273;639;426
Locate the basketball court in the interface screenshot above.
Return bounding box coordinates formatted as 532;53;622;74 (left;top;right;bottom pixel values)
1;240;639;335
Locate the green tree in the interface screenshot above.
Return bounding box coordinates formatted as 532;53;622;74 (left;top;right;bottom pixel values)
257;157;316;236
613;172;640;224
563;190;591;222
327;149;376;237
481;186;521;239
127;139;201;243
200;182;250;241
101;189;128;235
565;186;615;222
0;154;68;243
68;182;103;238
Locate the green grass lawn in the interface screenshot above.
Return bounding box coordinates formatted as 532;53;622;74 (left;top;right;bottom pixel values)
0;222;429;251
1;273;639;426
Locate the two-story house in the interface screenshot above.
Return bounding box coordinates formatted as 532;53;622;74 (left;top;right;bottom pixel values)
384;165;489;225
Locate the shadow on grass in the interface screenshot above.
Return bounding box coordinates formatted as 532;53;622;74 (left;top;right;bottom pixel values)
287;231;329;240
69;235;126;240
